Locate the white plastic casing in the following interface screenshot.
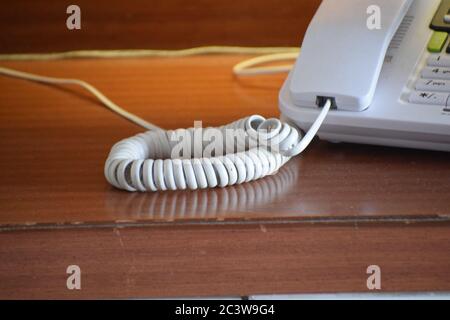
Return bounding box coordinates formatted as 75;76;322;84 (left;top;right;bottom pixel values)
280;0;450;152
290;0;413;111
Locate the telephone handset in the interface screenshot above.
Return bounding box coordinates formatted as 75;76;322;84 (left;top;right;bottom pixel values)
291;0;413;111
280;0;450;151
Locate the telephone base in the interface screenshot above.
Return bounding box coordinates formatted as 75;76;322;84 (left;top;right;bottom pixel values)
279;71;450;152
319;133;450;152
279;0;450;153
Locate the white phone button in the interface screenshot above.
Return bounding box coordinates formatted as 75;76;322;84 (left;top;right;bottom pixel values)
409;91;449;106
427;55;450;67
421;67;450;80
415;79;450;92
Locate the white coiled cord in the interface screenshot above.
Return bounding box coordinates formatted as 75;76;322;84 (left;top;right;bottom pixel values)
105;101;331;191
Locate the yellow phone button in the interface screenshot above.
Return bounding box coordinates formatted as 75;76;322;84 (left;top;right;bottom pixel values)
428;31;448;53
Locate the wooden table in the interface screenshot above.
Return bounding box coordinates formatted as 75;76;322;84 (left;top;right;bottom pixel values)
0;56;449;299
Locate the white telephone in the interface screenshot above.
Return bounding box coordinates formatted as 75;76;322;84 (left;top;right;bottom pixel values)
1;0;450;192
280;0;450;151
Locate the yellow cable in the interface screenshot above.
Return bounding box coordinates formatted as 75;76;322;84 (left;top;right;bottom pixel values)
233;51;299;76
0;46;299;61
0;46;300;130
0;66;160;130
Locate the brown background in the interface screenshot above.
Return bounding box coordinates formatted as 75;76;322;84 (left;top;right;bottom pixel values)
0;0;321;53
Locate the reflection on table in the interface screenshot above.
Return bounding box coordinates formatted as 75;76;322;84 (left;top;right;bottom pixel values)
104;160;299;222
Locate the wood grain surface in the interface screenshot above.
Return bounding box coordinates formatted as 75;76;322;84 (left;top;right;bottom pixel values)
0;0;321;53
0;221;449;299
1;56;450;229
1;52;450;298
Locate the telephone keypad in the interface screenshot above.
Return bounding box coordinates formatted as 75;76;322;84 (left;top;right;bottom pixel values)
427;31;449;52
410;91;450;105
411;1;450;107
427;54;450;66
410;44;450;107
421;66;450;79
415;78;450;92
